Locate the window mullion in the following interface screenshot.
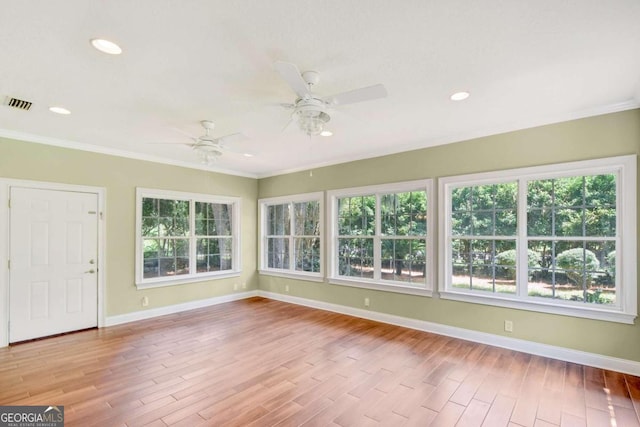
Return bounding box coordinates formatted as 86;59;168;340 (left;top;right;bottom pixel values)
189;199;196;276
615;169;622;307
261;204;267;270
517;178;528;298
289;202;295;271
374;194;381;280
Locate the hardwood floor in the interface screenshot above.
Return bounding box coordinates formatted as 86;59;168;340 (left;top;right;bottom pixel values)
1;297;639;426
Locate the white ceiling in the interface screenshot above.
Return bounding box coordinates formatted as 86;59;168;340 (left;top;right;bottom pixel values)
1;1;639;178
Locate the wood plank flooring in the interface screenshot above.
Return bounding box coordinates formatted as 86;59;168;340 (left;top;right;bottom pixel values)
1;297;639;426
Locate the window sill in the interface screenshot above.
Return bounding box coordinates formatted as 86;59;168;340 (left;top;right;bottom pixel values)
259;270;324;283
136;271;241;290
329;277;433;297
439;290;636;324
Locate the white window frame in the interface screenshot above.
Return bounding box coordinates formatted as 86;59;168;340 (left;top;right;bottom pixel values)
259;192;324;281
135;188;241;289
328;179;435;296
439;155;637;324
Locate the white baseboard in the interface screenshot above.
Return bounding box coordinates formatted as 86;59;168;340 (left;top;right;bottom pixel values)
257;290;640;377
97;288;640;376
104;290;259;327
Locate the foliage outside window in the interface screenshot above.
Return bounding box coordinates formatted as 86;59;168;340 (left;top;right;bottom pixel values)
136;188;240;288
440;156;636;323
450;182;518;295
260;193;322;278
328;180;434;295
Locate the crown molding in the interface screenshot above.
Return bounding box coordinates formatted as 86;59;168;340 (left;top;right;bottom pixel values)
0;128;258;179
257;100;640;178
1;99;637;181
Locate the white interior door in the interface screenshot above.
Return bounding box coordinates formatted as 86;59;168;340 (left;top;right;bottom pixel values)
9;187;98;342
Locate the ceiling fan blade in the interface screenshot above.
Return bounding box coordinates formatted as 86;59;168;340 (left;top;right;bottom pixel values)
274;61;310;99
280;115;295;133
169;126;199;139
148;142;193;147
325;84;388;106
217;133;246;144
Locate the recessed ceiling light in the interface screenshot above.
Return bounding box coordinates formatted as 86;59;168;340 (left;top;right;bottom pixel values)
243;153;254;158
90;38;122;55
320;130;333;137
450;91;470;101
49;106;71;115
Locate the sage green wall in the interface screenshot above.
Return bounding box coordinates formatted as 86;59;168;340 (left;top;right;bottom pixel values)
258;109;640;362
0;138;258;317
1;109;638;360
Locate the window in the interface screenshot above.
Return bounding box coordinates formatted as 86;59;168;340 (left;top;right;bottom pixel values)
439;155;636;323
136;188;241;289
259;192;323;280
328;180;434;295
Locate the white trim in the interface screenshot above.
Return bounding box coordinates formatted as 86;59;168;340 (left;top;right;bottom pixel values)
135;272;242;290
105;290;259;326
0;178;107;347
328;277;433;297
438;154;637;324
439;153;636;182
327;179;433;198
6;279;638;375
0;129;258;179
0;184;8;347
135;187;242;289
258;191;324;277
257;290;640;377
327;179;434;294
1;101;637;181
259;270;325;282
439;290;635;324
255;100;640;179
258;192;324;205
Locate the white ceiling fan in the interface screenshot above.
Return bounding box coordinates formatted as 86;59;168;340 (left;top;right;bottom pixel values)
274;61;388;136
157;120;246;164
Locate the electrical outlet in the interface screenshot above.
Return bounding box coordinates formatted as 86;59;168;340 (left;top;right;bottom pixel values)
285;285;290;293
364;297;370;307
141;296;149;307
233;283;238;291
241;282;246;289
504;320;513;332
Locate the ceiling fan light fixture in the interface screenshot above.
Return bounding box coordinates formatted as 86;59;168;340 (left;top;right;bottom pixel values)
197;150;220;164
320;130;333;137
295;109;330;136
194;144;222;164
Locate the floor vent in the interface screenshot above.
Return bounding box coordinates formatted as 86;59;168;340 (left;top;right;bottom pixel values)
4;97;33;111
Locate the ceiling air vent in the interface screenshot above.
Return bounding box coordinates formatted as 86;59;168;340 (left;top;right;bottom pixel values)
4;96;33;111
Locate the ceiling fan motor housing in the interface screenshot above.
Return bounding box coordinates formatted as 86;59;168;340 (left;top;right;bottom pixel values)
301;70;320;87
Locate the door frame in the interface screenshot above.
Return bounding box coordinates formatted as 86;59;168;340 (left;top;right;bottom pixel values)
0;178;107;347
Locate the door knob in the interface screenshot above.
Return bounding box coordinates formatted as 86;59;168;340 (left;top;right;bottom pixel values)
85;269;96;274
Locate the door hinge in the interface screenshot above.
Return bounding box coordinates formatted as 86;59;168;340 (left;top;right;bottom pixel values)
7;259;9;270
7;199;10;208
